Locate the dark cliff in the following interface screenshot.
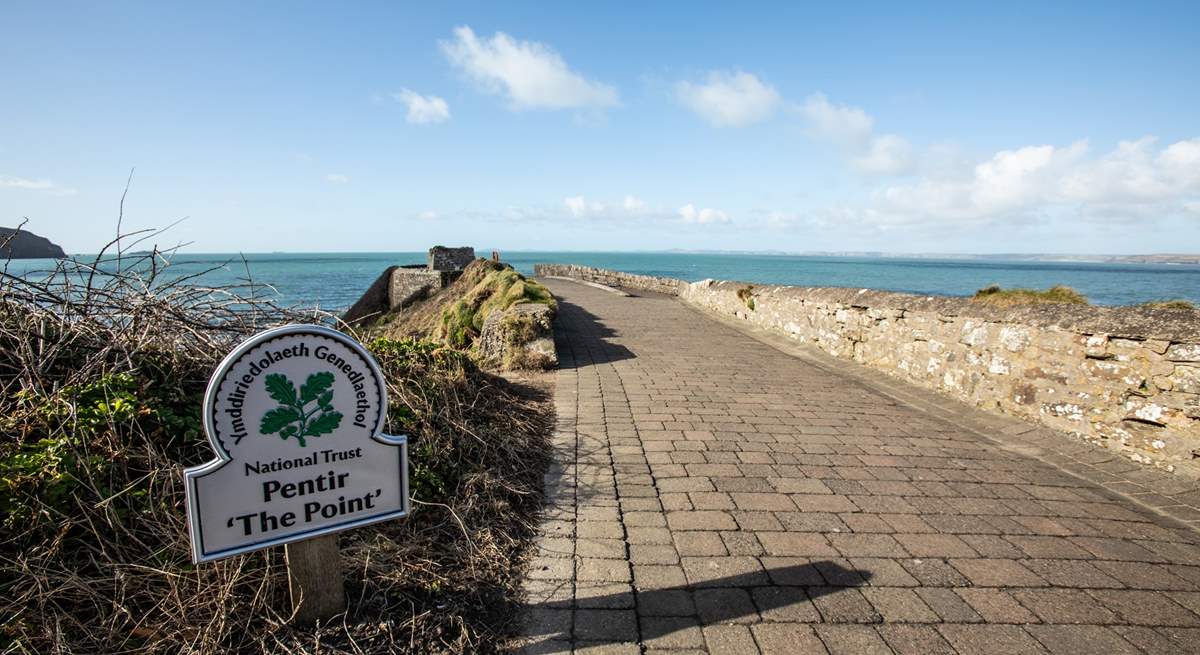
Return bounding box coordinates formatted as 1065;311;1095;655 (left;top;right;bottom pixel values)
0;227;67;259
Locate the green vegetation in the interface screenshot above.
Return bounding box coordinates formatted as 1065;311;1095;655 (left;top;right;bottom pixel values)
1140;299;1196;310
1;236;550;653
972;284;1089;306
736;285;756;311
438;264;556;348
259;371;342;446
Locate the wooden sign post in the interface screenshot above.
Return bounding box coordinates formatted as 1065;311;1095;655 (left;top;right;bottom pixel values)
184;325;409;623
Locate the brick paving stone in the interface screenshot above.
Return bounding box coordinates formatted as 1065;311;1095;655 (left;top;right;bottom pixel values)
750;623;829;655
808;587;882;623
954;588;1038;624
1026;625;1142;655
916;588;984;623
938;624;1049;654
681;556;767;587
750;586;821;623
951;558;1048;587
814;625;892;655
901;558;971;587
673;531;727;557
759;557;826;586
667;511;737;531
578;558;632;583
701;625;760;655
577;538;626;560
574;609;638;642
1109;625;1188;653
877;625;957;655
1088;589;1200;626
1012;588;1119;624
847;557;921;587
828;533;909;558
720;531;764;556
757;532;837;557
516;279;1200;654
641;616;705;650
860;587;939;622
1092;560;1197;591
632;565;688;591
694;588;760;625
626;527;673;545
895;533;979;558
522;608;573;638
636;589;695;617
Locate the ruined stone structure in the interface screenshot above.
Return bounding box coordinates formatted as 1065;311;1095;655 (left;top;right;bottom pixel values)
535;263;1200;477
343;247;475;325
428;246;476;272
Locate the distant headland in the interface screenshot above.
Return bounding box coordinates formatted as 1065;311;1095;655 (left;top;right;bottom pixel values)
0;227;66;259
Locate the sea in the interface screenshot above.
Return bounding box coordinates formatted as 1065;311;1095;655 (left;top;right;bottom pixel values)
6;252;1199;311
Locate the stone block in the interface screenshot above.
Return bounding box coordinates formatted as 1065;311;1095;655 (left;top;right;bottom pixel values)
478;303;557;370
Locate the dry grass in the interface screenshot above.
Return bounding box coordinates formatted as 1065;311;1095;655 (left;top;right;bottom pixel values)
1140;299;1196;310
0;228;551;653
972;284;1089;306
375;260;555;350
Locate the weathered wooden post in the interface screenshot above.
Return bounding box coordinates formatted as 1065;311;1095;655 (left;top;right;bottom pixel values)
286;535;345;622
184;325;410;623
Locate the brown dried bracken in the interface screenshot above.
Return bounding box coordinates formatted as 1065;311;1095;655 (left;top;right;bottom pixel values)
0;223;551;653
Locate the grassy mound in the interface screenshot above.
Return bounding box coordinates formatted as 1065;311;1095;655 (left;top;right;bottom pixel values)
972;284;1089;306
0;243;550;653
438;266;555;348
376;259;555;351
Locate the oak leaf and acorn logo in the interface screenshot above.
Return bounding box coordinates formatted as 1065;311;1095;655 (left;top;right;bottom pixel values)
259;372;343;447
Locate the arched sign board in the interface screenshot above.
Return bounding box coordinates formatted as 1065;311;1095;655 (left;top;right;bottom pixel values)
185;325;409;563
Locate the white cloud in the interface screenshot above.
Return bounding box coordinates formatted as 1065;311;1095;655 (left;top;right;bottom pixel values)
679;203;731;224
416;210;439;220
440;26;619;111
854;134;915;175
564;196;587;217
562;195;730;225
800;93;875;146
392;88;450;124
325;173;350;184
675;70;781;127
564;196;610;217
799;93;915;176
780;136;1200;232
0;175;76;195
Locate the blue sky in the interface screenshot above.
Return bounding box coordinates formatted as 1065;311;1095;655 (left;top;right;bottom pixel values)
3;2;1198;254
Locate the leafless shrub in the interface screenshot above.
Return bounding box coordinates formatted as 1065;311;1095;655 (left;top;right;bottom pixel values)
0;226;550;653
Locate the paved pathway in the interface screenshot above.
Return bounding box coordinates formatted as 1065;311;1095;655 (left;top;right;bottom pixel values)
518;279;1200;655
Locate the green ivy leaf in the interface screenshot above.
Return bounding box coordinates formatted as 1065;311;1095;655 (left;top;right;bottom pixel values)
299;372;335;404
264;373;297;406
260;407;301;435
303;411;343;438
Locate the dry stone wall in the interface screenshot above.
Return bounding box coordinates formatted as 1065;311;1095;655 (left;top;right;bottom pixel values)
535;263;1200;477
536;263;686;296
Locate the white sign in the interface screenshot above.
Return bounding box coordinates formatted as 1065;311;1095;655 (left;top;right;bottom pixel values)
185;325;409;563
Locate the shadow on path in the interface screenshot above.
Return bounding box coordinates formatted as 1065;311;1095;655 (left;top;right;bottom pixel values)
553;297;636;369
521;561;872;651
